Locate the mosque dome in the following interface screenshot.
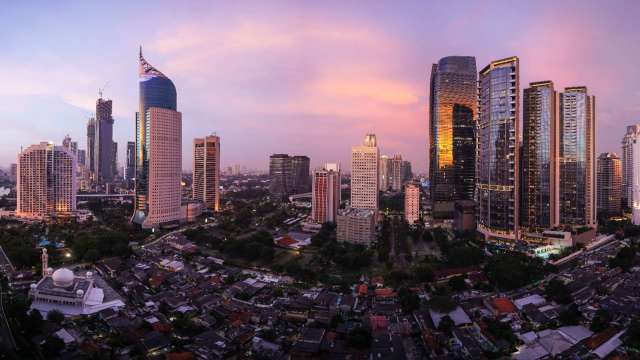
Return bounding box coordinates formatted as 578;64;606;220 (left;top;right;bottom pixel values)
52;268;74;287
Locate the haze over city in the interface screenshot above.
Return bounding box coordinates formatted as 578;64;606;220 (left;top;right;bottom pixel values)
2;0;639;172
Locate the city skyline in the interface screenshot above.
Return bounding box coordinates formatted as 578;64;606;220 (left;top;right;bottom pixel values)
1;2;640;172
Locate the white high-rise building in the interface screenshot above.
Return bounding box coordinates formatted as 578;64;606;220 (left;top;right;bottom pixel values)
193;135;221;212
351;134;379;211
379;155;390;191
624;125;640;224
404;182;420;225
17;142;77;219
622;125;640;212
312;163;341;223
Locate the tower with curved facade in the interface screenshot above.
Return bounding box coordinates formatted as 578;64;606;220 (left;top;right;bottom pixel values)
476;57;519;241
428;56;476;218
133;48;182;229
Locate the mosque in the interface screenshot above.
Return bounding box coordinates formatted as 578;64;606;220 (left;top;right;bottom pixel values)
29;249;125;316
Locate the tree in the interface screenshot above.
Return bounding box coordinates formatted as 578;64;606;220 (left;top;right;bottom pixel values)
448;276;467;292
438;315;454;333
545;278;572;304
41;335;65;358
429;295;456;313
590;309;611;333
608;246;636;271
558;304;582;326
625;318;640;349
398;287;420;313
83;249;100;263
346;327;372;350
413;264;434;283
484;251;545;290
47;309;64;324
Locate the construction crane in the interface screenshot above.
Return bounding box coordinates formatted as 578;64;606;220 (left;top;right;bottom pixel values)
98;81;110;99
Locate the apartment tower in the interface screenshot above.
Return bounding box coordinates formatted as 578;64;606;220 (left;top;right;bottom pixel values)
476;57;519;241
559;87;596;227
521;81;559;231
17;142;77;219
311;163;341;223
193;135;221;212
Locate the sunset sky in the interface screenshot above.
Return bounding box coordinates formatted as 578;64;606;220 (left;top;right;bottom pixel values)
1;1;639;173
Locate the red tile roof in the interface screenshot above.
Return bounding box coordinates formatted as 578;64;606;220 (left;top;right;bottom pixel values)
491;298;516;314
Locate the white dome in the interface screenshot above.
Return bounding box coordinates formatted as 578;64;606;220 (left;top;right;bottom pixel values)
52;268;74;287
76;289;84;297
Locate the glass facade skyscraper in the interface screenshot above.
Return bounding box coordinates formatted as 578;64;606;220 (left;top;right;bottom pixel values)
521;81;558;231
133;48;182;228
476;57;519;240
429;56;476;218
559;87;596;227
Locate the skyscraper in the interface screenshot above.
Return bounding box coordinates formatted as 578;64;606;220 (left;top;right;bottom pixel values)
95;97;114;183
351;134;379;211
269;154;292;200
291;155;311;194
477;57;519;241
390;154;403;191
86;118;96;176
404;182;420;225
559;87;596;227
77;149;86;167
379;155;390;191
401;160;413;183
125;141;135;185
597;152;622;216
312;163;341;224
17;142;76;219
621;124;640;209
521;81;559;231
429;56;477;218
193;135;221;212
112;141;118;178
133;48;182;229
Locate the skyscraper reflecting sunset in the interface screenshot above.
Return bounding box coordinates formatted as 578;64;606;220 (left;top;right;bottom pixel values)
429;56;476;218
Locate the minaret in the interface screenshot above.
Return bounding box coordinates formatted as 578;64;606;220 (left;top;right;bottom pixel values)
41;248;48;277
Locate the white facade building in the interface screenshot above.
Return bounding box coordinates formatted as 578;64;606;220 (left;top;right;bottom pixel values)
17;142;77;219
622;124;640;224
312;163;341;224
404;182;420;225
351;134;379;211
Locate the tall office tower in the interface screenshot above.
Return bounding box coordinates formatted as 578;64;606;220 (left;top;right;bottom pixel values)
10;163;17;183
389;155;403;191
132;48;182;229
351;134;379;210
401;160;413;183
16;142;76;219
95;97;115;183
77;149;86;167
521;81;559;231
269;154;292;200
621;124;640;209
429;56;477;218
312;163;341;223
125;141;136;183
112;142;118;178
559;87;596;227
86;118;96;175
477;57;519;241
193;135;221;212
62;134;72;151
291;155;311;194
404;182;420;225
379;155;391;191
597;152;622;216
